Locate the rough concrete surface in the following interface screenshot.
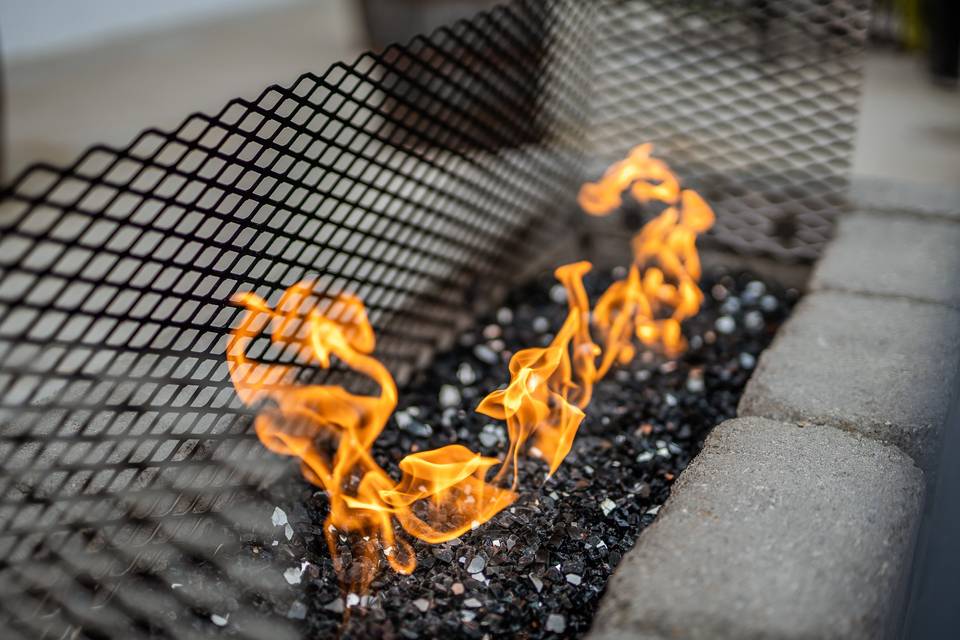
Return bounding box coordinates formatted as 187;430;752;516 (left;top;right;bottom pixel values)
810;212;960;307
588;417;924;640
851;176;960;222
738;291;960;467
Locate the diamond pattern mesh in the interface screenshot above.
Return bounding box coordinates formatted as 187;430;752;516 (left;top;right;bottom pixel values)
0;0;866;636
585;0;869;262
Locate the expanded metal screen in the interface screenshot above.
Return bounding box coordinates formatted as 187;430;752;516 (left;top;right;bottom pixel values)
0;0;867;637
586;0;870;261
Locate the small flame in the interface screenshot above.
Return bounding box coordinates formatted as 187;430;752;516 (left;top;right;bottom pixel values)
226;143;713;594
578;143;679;215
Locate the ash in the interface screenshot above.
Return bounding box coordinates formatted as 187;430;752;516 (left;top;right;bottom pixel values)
169;267;795;639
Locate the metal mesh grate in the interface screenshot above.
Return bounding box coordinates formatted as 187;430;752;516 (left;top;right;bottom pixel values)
0;0;866;637
586;0;870;261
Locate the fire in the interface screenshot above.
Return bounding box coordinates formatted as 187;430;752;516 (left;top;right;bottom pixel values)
226;285;514;593
226;143;713;593
580;144;716;362
578;143;679;215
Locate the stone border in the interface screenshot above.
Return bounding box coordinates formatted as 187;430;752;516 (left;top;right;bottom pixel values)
851;176;960;223
587;183;960;639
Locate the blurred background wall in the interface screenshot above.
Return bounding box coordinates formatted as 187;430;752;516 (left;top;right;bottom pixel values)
0;0;957;186
0;0;300;60
0;0;365;181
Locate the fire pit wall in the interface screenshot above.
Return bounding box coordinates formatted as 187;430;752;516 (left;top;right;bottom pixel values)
0;0;881;637
588;187;960;640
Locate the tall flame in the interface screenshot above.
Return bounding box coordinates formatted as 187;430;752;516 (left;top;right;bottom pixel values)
226;143;713;593
581;144;716;362
227;286;514;593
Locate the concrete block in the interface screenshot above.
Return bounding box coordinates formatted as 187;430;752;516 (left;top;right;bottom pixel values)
851;176;960;222
811;212;960;307
739;291;960;466
588;417;924;640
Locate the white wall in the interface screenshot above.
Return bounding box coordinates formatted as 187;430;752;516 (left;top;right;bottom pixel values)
0;0;300;60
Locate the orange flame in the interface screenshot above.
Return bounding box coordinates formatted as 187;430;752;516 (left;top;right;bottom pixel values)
578;143;679;215
580;144;715;362
227;285;514;593
226;143;713;594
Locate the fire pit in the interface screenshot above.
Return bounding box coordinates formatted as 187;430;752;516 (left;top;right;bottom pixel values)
0;1;868;638
222;262;795;639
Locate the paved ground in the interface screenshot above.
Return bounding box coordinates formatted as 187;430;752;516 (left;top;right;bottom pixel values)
853;49;960;186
